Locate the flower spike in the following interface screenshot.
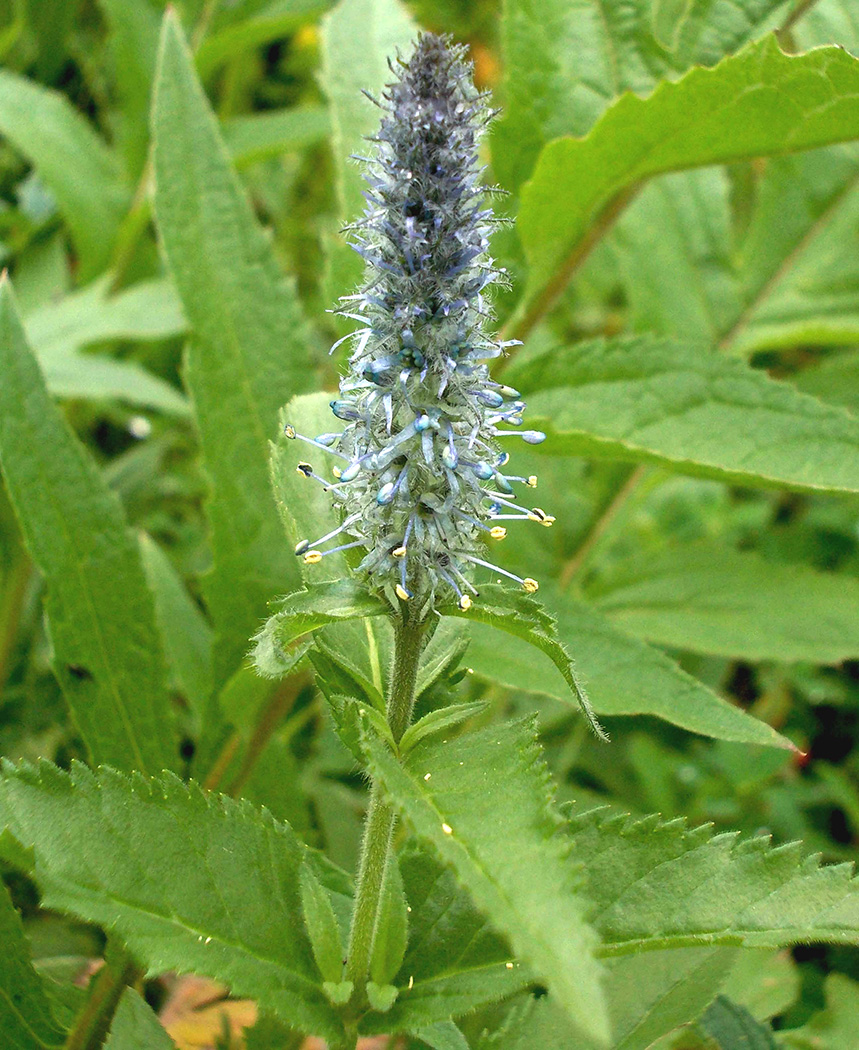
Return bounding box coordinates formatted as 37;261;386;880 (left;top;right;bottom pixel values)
285;34;554;615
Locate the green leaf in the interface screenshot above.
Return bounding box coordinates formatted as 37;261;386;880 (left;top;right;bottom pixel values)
586;540;859;663
720;950;798;1021
0;279;177;775
196;0;335;80
494;0;787;187
439;584;605;739
0;761;344;1043
606;146;859;358
362;717;610;1045
792;348;859;415
223;106;330;168
272;396;347;586
399;702;489;757
369;851;408;986
152;9;314;682
139;533;213;718
25;277;187;359
780;974;859;1050
0;879;65;1050
103;989;175;1050
697;996;777;1050
569;803;859;953
727;144;859;355
252;580;390;679
366;982;398;1012
413;1021;470;1050
464;585;792;749
0;71;129;280
520;334;859;496
299;859;345;983
364;847;526;1033
518;37;859;322
96;0;161;178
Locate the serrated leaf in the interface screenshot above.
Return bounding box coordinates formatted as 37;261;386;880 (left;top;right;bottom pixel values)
223;106;330;168
569;803;859;953
464;584;792;749
586;540;859;663
697;996;777;1050
439;584;605;738
104;989;176;1050
300;859;345;983
370;852;408;986
0;761;344;1043
0;70;129;280
0;280;177;775
0;879;65;1050
152;9;313;683
400;703;489;757
519;334;859;495
362;718;610;1045
518;36;859;323
494;0;786;188
252;580;390;679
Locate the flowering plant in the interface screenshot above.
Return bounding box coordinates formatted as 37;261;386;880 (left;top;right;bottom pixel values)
1;3;859;1049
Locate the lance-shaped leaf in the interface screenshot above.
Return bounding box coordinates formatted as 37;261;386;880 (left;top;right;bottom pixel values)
152;10;313;684
519;335;859;496
362;717;610;1045
570;803;859;954
586;540;859;664
0;71;129;280
253;580;390;679
0;879;65;1050
439;584;605;738
518;36;859;323
0;761;344;1043
0;279;177;775
463;584;792;750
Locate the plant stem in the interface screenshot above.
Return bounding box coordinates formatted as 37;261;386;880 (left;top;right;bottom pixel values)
344;615;425;994
63;951;142;1050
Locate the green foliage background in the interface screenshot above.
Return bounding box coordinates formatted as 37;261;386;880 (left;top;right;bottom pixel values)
1;0;859;1047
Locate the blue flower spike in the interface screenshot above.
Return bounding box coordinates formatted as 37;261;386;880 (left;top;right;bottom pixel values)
286;33;552;616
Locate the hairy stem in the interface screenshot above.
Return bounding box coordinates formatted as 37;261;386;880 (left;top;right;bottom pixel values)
345;616;425;997
63;950;142;1050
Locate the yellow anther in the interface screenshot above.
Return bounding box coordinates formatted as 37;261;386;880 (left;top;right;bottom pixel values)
331;466;342;479
459;594;472;611
296;462;313;477
395;584;411;601
527;475;538;488
294;540;310;555
531;507;547;519
392;545;408;558
541;515;555;528
489;526;507;540
284;424;296;439
522;578;539;594
303;550;323;564
527;510;544;522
